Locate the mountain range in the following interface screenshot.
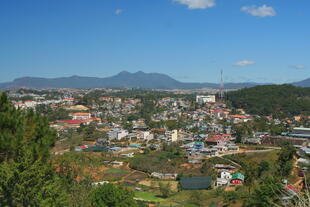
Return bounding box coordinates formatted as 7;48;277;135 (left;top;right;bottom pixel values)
0;71;309;90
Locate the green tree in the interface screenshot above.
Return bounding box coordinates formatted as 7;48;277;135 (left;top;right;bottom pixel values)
276;143;296;177
223;191;239;206
88;184;137;207
258;161;270;177
0;93;68;207
244;177;283;207
158;182;172;198
242;161;258;193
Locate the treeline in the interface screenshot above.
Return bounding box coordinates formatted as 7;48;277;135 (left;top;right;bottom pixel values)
227;84;310;117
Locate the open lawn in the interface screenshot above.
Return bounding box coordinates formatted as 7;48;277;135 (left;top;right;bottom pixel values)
135;191;166;202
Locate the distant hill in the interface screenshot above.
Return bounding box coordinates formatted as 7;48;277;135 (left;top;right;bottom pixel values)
292;78;310;87
227;84;310;116
0;71;261;90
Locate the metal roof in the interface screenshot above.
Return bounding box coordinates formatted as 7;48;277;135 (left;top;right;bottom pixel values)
180;176;212;190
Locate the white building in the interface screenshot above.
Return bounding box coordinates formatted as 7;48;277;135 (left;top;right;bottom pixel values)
216;178;229;187
171;130;178;142
69;113;91;120
220;171;232;180
138;131;154;141
108;129;128;140
24;100;38;108
196;95;216;103
117;130;128;140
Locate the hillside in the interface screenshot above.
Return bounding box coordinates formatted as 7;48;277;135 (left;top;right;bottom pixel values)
292;78;310;87
0;71;260;90
227;84;310;117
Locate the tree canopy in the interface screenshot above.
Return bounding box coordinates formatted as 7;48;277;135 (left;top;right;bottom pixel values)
0;93;68;206
227;84;310;117
88;184;137;207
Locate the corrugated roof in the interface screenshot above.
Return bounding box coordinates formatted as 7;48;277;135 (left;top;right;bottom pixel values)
180;176;212;190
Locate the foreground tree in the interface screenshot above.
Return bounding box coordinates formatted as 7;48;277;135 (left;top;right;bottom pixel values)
88;184;137;207
0;93;68;206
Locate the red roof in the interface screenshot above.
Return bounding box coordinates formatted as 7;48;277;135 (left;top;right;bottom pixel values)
206;135;224;143
58;120;88;125
64;98;75;101
230;115;248;119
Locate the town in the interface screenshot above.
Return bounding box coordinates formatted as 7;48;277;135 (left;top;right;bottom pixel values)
4;87;310;206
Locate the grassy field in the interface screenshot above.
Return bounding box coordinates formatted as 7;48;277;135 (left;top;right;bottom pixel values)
105;168;129;175
223;149;279;166
135;191;166;202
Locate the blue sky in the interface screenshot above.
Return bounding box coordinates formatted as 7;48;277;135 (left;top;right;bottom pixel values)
0;0;309;83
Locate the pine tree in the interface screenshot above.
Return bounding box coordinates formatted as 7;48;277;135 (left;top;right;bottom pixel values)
0;93;68;207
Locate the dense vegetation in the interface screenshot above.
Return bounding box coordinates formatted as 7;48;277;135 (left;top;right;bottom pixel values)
0;93;141;207
227;84;310;117
0;93;68;206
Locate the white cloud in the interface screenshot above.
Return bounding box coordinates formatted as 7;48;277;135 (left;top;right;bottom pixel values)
115;9;123;15
241;5;276;17
174;0;216;9
289;65;305;69
233;60;255;67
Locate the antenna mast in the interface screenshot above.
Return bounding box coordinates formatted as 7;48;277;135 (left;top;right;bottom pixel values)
219;69;224;102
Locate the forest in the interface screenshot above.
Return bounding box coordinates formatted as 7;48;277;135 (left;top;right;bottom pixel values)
227;84;310;117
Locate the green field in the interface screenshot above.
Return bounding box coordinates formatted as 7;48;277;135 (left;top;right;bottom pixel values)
105;168;129;175
135;191;166;202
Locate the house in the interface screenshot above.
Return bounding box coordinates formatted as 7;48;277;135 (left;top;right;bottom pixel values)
194;141;204;150
55;119;90;128
230;172;244;185
196;95;216;103
180;176;212;190
220;171;232;180
227;144;239;151
92;181;109;186
216;178;229;187
298;147;310;156
111;161;123;167
99;97;113;102
69;112;91;120
245;138;261;145
63;98;75;105
214;164;236;171
200;148;218;156
24;100;37;108
229;115;251;123
108;129;128;140
151;172;178;180
120;153;134;158
213;145;228;152
297;158;310;165
96;138;109;146
167;130;178;142
137;131;154;141
205;135;228;146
